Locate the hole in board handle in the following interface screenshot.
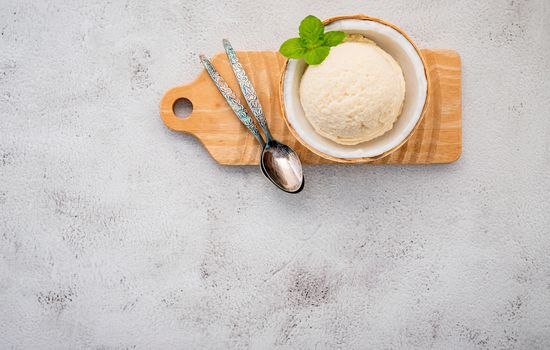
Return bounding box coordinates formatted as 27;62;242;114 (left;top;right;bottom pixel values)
173;98;193;119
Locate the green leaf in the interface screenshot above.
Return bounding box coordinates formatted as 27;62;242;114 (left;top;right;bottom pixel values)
324;31;346;47
279;38;307;58
299;15;324;42
300;36;322;49
304;46;330;65
279;15;342;65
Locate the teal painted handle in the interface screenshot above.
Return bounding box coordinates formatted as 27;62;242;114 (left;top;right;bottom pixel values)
223;39;273;142
199;54;265;147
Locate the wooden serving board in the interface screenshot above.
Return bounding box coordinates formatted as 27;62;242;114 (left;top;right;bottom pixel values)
160;50;461;165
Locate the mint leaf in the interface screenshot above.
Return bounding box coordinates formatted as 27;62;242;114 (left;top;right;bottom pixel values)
299;15;324;42
279;38;307;58
324;31;346;47
280;15;345;65
304;46;330;65
300;36;323;49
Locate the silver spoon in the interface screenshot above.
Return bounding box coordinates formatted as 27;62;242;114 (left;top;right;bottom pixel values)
200;48;304;193
222;39;304;193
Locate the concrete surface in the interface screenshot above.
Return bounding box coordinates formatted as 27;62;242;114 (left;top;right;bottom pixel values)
1;0;550;349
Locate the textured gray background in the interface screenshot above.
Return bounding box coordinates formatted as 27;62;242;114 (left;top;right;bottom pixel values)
1;0;550;349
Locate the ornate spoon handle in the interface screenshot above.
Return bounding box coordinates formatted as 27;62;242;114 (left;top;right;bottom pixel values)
199;54;265;147
223;39;273;142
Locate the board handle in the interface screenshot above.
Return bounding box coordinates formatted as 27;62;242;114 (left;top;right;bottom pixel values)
160;83;199;132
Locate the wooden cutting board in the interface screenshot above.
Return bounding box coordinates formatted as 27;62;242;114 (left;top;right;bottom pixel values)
160;49;461;165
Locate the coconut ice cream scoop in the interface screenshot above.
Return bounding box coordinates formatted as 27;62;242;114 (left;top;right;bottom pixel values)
299;36;406;145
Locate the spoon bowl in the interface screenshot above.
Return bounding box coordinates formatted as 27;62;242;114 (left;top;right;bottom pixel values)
261;140;304;193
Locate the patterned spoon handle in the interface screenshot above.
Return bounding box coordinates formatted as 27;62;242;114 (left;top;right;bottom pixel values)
223;39;273;142
199;54;265;147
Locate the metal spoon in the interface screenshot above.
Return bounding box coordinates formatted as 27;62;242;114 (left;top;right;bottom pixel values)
200;50;304;193
222;39;304;193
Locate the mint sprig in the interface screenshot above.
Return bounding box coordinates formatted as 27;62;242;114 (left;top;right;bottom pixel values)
279;15;346;65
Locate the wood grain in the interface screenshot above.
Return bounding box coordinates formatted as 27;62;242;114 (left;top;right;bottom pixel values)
160;50;461;165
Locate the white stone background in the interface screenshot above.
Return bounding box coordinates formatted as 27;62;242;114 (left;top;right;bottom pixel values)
1;0;549;349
